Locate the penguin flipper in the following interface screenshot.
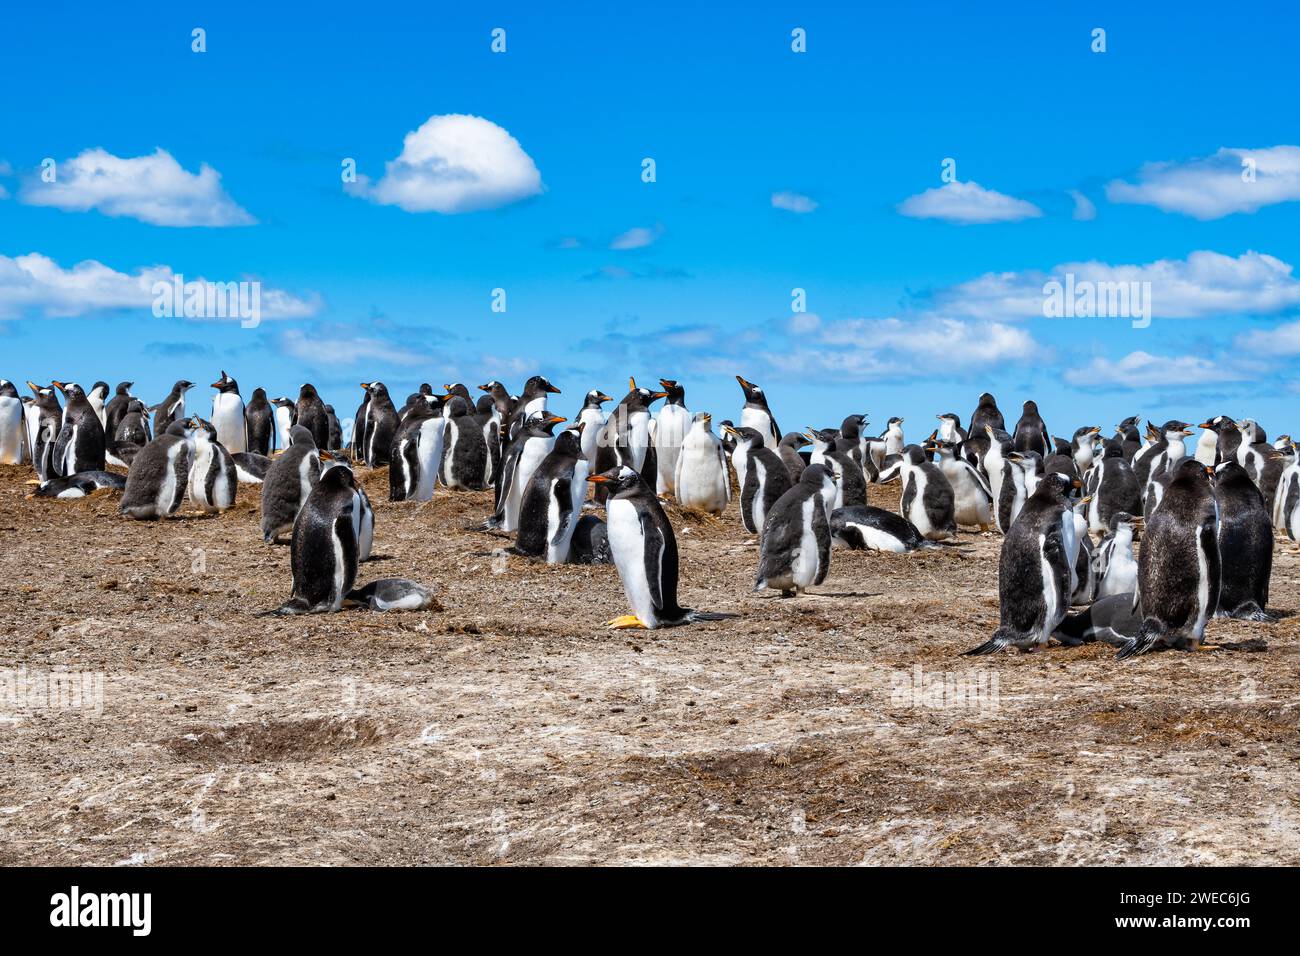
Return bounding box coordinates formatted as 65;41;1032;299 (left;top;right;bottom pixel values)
1116;620;1162;660
963;626;1017;656
257;597;312;617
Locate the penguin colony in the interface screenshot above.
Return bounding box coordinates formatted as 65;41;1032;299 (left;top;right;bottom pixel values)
3;374;1292;657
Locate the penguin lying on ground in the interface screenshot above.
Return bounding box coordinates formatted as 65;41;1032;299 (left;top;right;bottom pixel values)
568;513;613;565
1055;593;1142;647
830;505;955;553
345;579;436;612
232;451;272;484
32;470;127;499
755;463;837;597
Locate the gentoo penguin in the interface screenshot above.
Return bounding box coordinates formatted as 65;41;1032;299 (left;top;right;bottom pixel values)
964;472;1079;654
359;382;399;466
569;514;613;565
294;383;331;450
653;379;691;495
493;413;565;531
478;380;514;423
84;381;109;429
397;383;434;420
440;396;491;490
0;380;23;464
754;463;837;597
1014;449;1044;499
936;413;967;445
25;382;62;480
1069;498;1096;605
1139;420;1193;486
586;466;731;628
983;426;1026;533
778;432;809;483
674;412;730;515
119;419;197;520
186;417;238;513
830;505;948;553
926;438;992;531
1213;460;1273;620
735;375;781;448
724;425;792;535
1194;420;1220;466
349;385;371;463
516;374;561;422
260;425;322;543
325;457;374;562
325;405;343;451
899;444;956;540
244;388;274;456
473;394;504;488
1085;438;1142;534
575;389;611;471
102;382;134;449
1274;441;1300;540
969;392;1006;436
819;442;868;510
207;371;247;453
1095;512;1140;599
1056;593;1142;647
231;451;272;484
592;379;665;503
882;417;905;457
1070;425;1101;475
263;464;362;615
112;399;151;466
152;379;194;435
32;470;126;498
271;397;296;452
1115;416;1141;461
444;382;475;411
346;579;435;612
1012;400;1051;457
389;396;446;502
51;381;107;477
1118;458;1220;659
513;424;590;563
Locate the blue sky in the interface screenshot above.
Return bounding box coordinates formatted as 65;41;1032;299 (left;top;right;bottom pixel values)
3;1;1299;440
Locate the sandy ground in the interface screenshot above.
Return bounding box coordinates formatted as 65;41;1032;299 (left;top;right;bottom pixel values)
1;459;1298;866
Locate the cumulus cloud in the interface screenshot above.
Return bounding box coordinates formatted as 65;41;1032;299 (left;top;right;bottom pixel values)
1069;189;1096;221
1106;146;1300;220
0;252;320;320
348;114;542;214
1063;351;1247;389
20;148;254;226
610;225;662;250
281;327;434;367
771;191;818;214
897;180;1042;224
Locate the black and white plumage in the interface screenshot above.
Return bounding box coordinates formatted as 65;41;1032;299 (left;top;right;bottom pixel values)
346;578;434;612
294;383;331;451
653;379;691;495
271;397;297;452
260;425;322;543
0;380;26;465
513;425;590;563
264;464;362;615
1085;439;1142;534
119;419;197;520
1274;441;1300;541
359;381;399;466
33;470;126;499
1213;460;1273;621
592;380;665;503
102;381;135;454
754;463;837;597
187;417;238;513
575;389;612;472
830;505;947;553
926;438;992;530
569;513;613;565
983;428;1027;534
51;381;106;478
778;431;810;484
1011;399;1051;458
899;444;957;541
232;451;272;484
440;398;491;490
209;371;247;453
244;388;275;456
735;375;781;449
1056;593;1143;647
1095;512;1140;599
492;413;565;530
325;405;343;451
725;425;792;535
388;398;446;503
673;412;730;514
151;379;193;436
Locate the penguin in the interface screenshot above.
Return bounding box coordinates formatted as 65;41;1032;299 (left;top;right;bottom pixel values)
1213;460;1274;621
1118;458;1220;659
1056;593;1142;647
569;513;613;565
575;389;611;471
478;380;514;422
899;444;957;540
983;426;1026;533
263;464;362;615
325;457;373;562
232;451;272;484
152;380;194;436
653;379;691;495
820;444;868;510
777;431;809;483
805;426;836;468
24;382;60;479
1095;512;1140;599
1193;419;1220;467
1273;441;1300;540
346;579;435;612
1012;400;1051;457
723;425;792;535
294;383;331;450
271;397;296;452
936;413;967;445
244;388;274;457
260;425;322;543
389;396;446;502
592;379;665;503
1015;449;1044;499
735;375;781;448
111;399;152;467
348;386;371;463
926;437;992;531
836;414;869;462
586;466;731;628
754;463;836;597
1115;416;1142;461
1085;438;1142;534
968;392;1006;436
186;417;238;513
443;382;475;411
206;371;247;453
516;374;561;422
0;380;23;464
119;419;197;520
32;470;126;498
1070;425;1101;476
964;472;1079;654
673;412;730;515
397;384;434;420
830;505;949;553
85;381;109;429
359;382;399;467
102;382;135;450
493;413;566;531
882;417;905;457
474;394;504;489
513;424;590;563
440;396;491;490
51;381;107;477
1069;498;1097;605
325;405;343;451
1139;420;1194;486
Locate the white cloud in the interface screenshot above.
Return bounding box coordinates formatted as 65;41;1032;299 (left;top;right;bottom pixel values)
1106;146;1300;220
0;252;320;320
348;114;542;214
610;225;662;250
1063;351;1245;389
20;148;254;226
281;327;432;367
897;180;1042;224
1069;189;1096;221
1236;319;1300;355
771;191;817;214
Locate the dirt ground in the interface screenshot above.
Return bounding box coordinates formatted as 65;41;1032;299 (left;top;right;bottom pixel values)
1;460;1298;866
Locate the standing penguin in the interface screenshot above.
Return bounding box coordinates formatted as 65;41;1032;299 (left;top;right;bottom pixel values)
294;383;331;450
1012;400;1051;457
777;432;809;483
674;412;730;515
575;389;612;471
119;419;197;520
899;444;957;541
359;382;399;467
724;425;792;535
1070;425;1101;476
882;417;905;457
821;444;868;510
927;438;992;531
25;382;62;480
964;472;1079;654
1096;512;1140;599
260;425;322;543
152;380;194;435
936;413;968;445
325;405;343;451
209;371;247;454
244;387;274;456
1118;458;1221;659
736;375;781;449
1086;438;1143;534
111;399;152;466
263;464;362;615
1139;421;1194;486
389;397;446;502
592;380;665;503
86;382;110;429
349;385;371;463
653;379;691;495
1213;460;1274;621
440;397;491;490
51;381;107;476
1115;416;1142;461
102;382;135;449
494;413;566;531
754;464;837;597
983;426;1026;533
0;380;23;464
513;424;590;563
186;417;238;513
271;397;296;452
969;392;1006;436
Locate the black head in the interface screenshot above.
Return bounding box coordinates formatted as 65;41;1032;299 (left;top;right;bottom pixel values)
620;377;667;409
298;383;320;402
523;375;561;397
89;381;110;398
1072;425;1100;442
723;424;765;449
553;424;585;456
659;379;686;404
1108;511;1139;533
250;387;267;401
735;375;767;404
114;381;133;395
444;395;471;417
444;383;473;403
901;443;928;465
887;416;904;427
977;392;998;407
0;380;17;400
805;427;838;448
211;371;239;393
840;414;867;440
586;465;644;498
174;379;194;393
800;462;836;487
780;431;810;449
320;462;357;491
52;380;86;401
925;437;958;458
1036;471;1078;500
362;382;389;401
1171;456;1214;486
289;424;317;448
583;389;613;408
1022;399;1039;414
524;412;567;436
